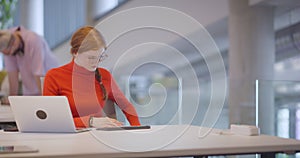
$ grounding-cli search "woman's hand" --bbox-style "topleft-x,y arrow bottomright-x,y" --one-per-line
89,117 -> 123,128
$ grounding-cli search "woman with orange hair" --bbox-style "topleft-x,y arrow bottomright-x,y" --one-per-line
43,26 -> 141,128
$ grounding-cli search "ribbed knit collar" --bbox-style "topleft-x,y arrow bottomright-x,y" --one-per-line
67,59 -> 95,76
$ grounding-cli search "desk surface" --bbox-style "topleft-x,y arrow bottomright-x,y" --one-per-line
0,125 -> 300,158
0,105 -> 14,122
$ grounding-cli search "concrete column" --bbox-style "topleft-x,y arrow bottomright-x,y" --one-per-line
86,0 -> 118,25
228,0 -> 275,135
19,0 -> 44,36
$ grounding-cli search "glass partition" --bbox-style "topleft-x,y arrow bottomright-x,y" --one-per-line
256,80 -> 300,139
116,75 -> 182,126
256,80 -> 300,158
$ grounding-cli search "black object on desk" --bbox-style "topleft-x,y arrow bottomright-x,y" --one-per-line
96,125 -> 151,131
3,126 -> 18,132
0,122 -> 17,131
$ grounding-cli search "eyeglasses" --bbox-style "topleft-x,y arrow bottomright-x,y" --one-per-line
99,52 -> 108,61
84,50 -> 108,62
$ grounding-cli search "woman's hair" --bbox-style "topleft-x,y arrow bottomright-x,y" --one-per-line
71,26 -> 107,100
95,68 -> 107,100
70,26 -> 106,55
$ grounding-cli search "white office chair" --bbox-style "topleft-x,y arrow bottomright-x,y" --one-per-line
40,76 -> 45,93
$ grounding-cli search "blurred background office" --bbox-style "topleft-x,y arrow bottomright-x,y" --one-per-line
1,0 -> 300,144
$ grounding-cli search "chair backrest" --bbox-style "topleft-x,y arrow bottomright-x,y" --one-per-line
102,99 -> 116,119
40,76 -> 45,93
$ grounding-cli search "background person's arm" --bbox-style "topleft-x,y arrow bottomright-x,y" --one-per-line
8,71 -> 19,95
1,71 -> 19,105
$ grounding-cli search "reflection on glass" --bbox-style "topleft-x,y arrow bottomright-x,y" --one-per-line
277,108 -> 289,138
127,76 -> 180,125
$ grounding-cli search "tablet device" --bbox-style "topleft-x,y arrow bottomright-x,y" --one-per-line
96,125 -> 151,131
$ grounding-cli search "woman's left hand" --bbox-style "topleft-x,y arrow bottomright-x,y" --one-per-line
90,117 -> 123,128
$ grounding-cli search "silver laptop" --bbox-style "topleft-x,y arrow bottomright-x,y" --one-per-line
8,96 -> 89,133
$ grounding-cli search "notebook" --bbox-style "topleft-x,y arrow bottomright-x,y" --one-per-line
8,96 -> 90,133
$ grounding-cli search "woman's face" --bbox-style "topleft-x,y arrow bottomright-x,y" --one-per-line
74,47 -> 106,71
2,33 -> 20,56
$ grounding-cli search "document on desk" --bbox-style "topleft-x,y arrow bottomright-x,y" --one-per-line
0,145 -> 38,154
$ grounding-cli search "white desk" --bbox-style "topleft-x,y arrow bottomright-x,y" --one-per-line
0,105 -> 14,123
0,125 -> 300,158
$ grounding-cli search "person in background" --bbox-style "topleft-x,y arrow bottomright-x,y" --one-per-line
0,26 -> 58,104
43,26 -> 141,128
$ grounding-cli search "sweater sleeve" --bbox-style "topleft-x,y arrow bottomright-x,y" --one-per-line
43,69 -> 59,96
73,116 -> 91,128
105,71 -> 141,126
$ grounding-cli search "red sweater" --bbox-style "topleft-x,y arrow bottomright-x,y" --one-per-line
43,60 -> 140,127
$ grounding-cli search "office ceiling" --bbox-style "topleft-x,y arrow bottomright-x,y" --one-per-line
53,0 -> 300,79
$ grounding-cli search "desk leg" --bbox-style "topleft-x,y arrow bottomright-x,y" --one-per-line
261,152 -> 275,158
